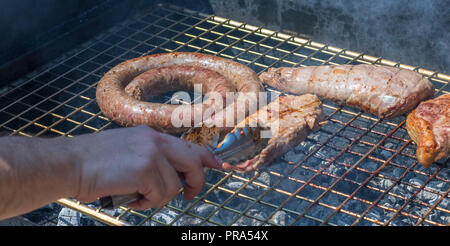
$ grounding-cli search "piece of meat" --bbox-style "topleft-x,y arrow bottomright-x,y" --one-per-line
96,52 -> 264,133
406,94 -> 450,167
260,64 -> 434,118
124,65 -> 236,102
184,94 -> 324,172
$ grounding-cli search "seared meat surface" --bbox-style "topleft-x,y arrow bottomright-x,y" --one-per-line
184,94 -> 324,172
260,64 -> 434,118
231,94 -> 324,172
406,94 -> 450,167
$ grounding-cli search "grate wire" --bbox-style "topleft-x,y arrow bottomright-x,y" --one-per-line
0,3 -> 448,226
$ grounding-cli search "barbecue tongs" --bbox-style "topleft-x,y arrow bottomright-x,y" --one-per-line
99,125 -> 265,209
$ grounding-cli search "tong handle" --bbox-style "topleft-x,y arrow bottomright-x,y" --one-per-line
99,193 -> 142,209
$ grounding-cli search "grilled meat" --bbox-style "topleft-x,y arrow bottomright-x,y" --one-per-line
184,94 -> 324,172
96,52 -> 264,133
260,64 -> 434,118
406,94 -> 450,167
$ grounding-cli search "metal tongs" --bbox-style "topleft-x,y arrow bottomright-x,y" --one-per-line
99,125 -> 264,209
209,125 -> 265,164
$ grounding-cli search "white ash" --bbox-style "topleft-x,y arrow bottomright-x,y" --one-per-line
193,203 -> 216,218
427,181 -> 447,193
376,178 -> 394,190
232,209 -> 265,226
57,208 -> 81,226
438,198 -> 449,210
380,143 -> 395,159
57,205 -> 108,226
225,181 -> 247,191
152,208 -> 179,225
417,190 -> 439,204
407,177 -> 424,190
255,172 -> 272,186
46,121 -> 448,226
268,210 -> 294,225
173,215 -> 204,226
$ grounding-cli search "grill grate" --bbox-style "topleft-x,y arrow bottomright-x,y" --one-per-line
1,4 -> 448,226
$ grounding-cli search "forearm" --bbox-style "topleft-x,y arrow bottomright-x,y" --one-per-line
0,136 -> 79,220
0,126 -> 221,219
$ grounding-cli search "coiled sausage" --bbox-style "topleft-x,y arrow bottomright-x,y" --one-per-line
96,52 -> 264,133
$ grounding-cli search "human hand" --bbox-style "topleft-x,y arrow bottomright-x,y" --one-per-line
70,125 -> 221,210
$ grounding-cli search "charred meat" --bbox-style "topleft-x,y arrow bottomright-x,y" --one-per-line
184,94 -> 324,172
406,94 -> 450,167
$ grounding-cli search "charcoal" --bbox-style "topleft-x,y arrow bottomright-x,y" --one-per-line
437,198 -> 449,210
268,211 -> 294,226
151,208 -> 179,225
173,215 -> 203,226
379,179 -> 395,190
7,3 -> 448,227
407,178 -> 424,192
193,203 -> 216,218
57,208 -> 81,226
283,150 -> 305,163
225,181 -> 245,191
334,214 -> 355,226
233,209 -> 265,226
359,159 -> 379,172
427,181 -> 447,193
417,190 -> 438,204
380,143 -> 395,159
209,208 -> 237,225
255,172 -> 272,186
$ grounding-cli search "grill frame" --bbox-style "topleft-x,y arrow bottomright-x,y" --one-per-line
0,3 -> 448,226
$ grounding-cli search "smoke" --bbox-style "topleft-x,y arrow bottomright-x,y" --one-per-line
209,0 -> 450,73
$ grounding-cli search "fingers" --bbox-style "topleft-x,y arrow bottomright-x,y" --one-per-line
165,143 -> 204,200
128,155 -> 182,210
129,126 -> 221,206
158,131 -> 221,169
156,133 -> 220,200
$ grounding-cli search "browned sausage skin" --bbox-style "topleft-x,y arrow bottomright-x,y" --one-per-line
260,64 -> 435,118
96,52 -> 264,133
124,65 -> 236,102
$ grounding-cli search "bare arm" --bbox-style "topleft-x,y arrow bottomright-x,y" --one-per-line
0,135 -> 78,220
0,126 -> 220,220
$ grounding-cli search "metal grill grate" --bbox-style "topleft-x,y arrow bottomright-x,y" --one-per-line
1,4 -> 448,226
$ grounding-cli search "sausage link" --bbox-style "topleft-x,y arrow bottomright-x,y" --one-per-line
96,52 -> 264,133
260,64 -> 435,118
